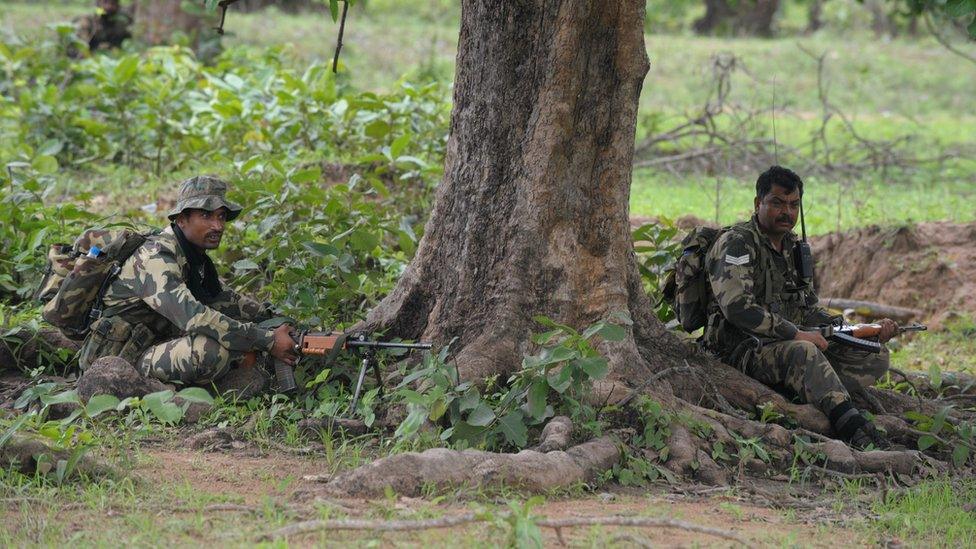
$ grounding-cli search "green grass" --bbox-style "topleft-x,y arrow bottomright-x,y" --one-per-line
889,316 -> 976,375
870,479 -> 976,546
631,171 -> 976,236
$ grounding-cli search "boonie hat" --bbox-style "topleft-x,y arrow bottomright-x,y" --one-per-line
167,175 -> 243,221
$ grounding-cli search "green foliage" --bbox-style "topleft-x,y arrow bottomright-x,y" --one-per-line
393,314 -> 630,451
872,479 -> 976,546
632,219 -> 681,322
2,35 -> 448,180
1,382 -> 216,484
730,431 -> 770,463
608,396 -> 679,486
904,406 -> 974,467
1,31 -> 449,331
899,0 -> 976,36
0,164 -> 97,302
218,159 -> 417,327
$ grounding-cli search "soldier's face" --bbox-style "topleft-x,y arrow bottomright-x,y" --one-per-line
176,208 -> 228,250
754,184 -> 801,237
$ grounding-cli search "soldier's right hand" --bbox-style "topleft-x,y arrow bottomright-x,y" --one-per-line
794,330 -> 829,351
270,323 -> 298,365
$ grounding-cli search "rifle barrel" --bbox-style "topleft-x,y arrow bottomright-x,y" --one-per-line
346,340 -> 432,350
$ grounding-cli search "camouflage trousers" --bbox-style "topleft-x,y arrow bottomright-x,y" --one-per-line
137,334 -> 241,385
745,340 -> 889,414
135,292 -> 265,385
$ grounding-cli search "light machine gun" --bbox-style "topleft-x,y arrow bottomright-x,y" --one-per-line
265,328 -> 431,413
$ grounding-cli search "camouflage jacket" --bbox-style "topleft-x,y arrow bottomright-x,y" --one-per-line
95,226 -> 275,356
703,216 -> 833,358
75,11 -> 132,51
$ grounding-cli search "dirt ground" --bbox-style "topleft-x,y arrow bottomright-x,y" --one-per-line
127,442 -> 867,547
812,221 -> 976,327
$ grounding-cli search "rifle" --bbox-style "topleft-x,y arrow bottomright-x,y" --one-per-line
267,329 -> 431,412
815,322 -> 927,353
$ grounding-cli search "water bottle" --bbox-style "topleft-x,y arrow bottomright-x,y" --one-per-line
86,246 -> 102,258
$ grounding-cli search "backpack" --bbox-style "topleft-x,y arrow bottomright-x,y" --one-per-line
661,226 -> 728,333
37,228 -> 151,341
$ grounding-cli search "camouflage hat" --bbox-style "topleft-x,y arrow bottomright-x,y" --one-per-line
167,175 -> 243,221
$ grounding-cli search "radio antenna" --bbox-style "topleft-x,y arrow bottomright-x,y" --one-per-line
771,75 -> 779,165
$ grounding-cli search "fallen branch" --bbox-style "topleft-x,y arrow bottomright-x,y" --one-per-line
818,298 -> 921,323
261,512 -> 754,547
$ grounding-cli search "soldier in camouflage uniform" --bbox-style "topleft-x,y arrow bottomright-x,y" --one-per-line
73,0 -> 132,54
77,176 -> 297,386
704,166 -> 899,449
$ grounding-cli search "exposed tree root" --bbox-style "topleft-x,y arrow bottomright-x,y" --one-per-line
0,432 -> 116,478
528,415 -> 572,452
304,436 -> 620,499
261,512 -> 753,547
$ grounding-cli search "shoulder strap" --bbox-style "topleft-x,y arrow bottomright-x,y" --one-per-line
89,231 -> 153,322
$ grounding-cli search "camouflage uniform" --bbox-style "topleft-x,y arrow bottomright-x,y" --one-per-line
704,215 -> 889,414
77,177 -> 274,385
74,9 -> 133,52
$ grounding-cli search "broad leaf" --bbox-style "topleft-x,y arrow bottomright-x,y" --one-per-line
467,403 -> 496,427
526,379 -> 548,421
143,391 -> 183,424
595,323 -> 627,342
176,387 -> 214,405
85,394 -> 120,418
951,444 -> 970,467
575,356 -> 609,380
917,434 -> 937,451
497,411 -> 528,447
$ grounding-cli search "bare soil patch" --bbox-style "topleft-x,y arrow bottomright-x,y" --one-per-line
812,222 -> 976,327
139,446 -> 323,504
130,444 -> 862,546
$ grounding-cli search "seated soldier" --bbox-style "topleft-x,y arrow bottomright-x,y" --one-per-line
73,0 -> 133,53
78,175 -> 297,389
704,166 -> 898,449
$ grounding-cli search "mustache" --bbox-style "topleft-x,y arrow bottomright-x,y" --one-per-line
776,216 -> 793,223
205,231 -> 223,238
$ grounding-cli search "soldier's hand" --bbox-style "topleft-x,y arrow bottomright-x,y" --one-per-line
794,330 -> 829,351
877,318 -> 899,343
270,323 -> 298,365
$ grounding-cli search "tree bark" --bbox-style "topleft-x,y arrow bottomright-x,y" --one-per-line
693,0 -> 780,37
133,0 -> 213,47
364,0 -> 685,386
806,0 -> 825,34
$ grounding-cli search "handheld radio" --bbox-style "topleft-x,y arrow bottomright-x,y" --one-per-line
794,200 -> 815,282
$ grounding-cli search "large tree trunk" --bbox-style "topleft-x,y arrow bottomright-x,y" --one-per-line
693,0 -> 780,37
806,0 -> 826,34
322,0 -> 959,492
133,0 -> 213,47
364,0 -> 681,388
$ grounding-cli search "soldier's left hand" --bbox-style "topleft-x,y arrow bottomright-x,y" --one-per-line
878,318 -> 898,343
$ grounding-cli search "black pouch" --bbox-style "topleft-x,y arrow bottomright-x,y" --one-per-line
79,316 -> 133,369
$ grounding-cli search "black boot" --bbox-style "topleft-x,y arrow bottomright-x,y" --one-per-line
828,401 -> 889,450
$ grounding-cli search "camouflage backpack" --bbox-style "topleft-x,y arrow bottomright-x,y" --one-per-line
661,226 -> 729,332
37,228 -> 150,340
